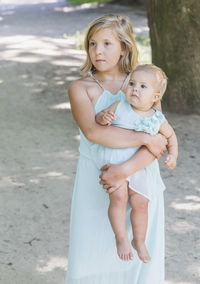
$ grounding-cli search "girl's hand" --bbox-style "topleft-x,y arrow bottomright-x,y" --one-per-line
145,133 -> 168,158
99,163 -> 127,194
165,154 -> 177,170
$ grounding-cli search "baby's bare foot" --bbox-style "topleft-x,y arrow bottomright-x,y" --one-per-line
131,239 -> 151,263
116,236 -> 133,261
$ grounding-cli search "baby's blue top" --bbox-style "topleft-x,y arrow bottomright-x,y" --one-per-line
78,72 -> 165,159
112,94 -> 166,135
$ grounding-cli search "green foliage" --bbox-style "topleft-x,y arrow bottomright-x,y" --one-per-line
64,31 -> 85,49
66,0 -> 112,5
135,35 -> 150,46
135,35 -> 151,64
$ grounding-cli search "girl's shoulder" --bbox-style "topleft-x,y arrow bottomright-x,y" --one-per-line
69,75 -> 102,92
68,76 -> 103,102
69,76 -> 95,87
68,76 -> 94,90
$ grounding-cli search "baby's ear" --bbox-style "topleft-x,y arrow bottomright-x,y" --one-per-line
152,92 -> 161,102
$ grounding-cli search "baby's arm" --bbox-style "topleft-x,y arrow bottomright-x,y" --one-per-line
159,120 -> 178,169
95,101 -> 119,126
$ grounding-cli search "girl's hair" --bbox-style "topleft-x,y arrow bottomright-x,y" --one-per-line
80,14 -> 138,75
133,64 -> 168,97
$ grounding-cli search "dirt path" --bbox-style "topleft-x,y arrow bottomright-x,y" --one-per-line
0,1 -> 199,283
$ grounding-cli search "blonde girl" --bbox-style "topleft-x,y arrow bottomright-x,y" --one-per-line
66,14 -> 167,284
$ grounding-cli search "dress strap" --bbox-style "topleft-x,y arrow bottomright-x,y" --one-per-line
120,73 -> 130,90
88,71 -> 130,92
88,72 -> 105,91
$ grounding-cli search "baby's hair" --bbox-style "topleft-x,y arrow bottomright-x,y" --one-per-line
80,14 -> 138,75
133,64 -> 168,97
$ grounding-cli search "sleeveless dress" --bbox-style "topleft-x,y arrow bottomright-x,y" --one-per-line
90,94 -> 166,200
65,76 -> 165,284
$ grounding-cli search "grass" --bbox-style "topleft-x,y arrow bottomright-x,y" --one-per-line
64,31 -> 151,64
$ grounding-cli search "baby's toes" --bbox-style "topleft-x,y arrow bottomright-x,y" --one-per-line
129,252 -> 134,260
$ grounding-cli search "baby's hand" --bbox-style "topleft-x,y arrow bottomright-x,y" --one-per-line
99,110 -> 116,125
164,154 -> 177,170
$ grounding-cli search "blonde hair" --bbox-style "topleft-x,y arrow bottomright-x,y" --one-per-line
133,64 -> 168,97
80,14 -> 138,75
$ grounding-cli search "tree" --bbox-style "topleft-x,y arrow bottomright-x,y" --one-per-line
146,0 -> 200,113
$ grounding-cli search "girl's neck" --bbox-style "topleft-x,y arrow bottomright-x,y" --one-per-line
94,70 -> 126,82
93,70 -> 128,95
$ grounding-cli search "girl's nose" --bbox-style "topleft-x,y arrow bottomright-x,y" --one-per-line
95,44 -> 103,55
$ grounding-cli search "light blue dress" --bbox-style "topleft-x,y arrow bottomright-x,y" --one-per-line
91,94 -> 166,200
66,84 -> 165,284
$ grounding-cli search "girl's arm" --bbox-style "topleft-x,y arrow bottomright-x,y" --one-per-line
100,146 -> 156,193
68,80 -> 167,156
159,120 -> 178,169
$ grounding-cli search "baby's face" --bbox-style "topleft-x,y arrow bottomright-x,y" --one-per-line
125,70 -> 160,110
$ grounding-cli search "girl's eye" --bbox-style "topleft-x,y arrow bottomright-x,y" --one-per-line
89,42 -> 95,47
105,42 -> 111,46
129,81 -> 134,86
141,84 -> 146,88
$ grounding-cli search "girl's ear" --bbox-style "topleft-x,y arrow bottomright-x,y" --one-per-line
120,43 -> 126,56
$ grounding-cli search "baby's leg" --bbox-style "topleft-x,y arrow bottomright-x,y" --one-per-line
128,189 -> 151,263
108,181 -> 133,261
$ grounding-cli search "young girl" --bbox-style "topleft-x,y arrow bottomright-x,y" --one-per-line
93,64 -> 178,264
66,14 -> 168,284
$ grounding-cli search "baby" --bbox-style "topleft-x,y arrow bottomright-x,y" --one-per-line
94,64 -> 178,263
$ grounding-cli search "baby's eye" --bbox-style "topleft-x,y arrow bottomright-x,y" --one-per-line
129,81 -> 134,86
141,84 -> 146,88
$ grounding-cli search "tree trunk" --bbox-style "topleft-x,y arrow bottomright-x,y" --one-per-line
146,0 -> 200,113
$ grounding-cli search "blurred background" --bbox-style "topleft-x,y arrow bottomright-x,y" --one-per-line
0,0 -> 199,283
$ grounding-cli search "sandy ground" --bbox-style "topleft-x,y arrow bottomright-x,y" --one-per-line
0,1 -> 200,283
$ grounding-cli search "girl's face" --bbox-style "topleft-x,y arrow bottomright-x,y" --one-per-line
88,28 -> 124,73
125,70 -> 160,111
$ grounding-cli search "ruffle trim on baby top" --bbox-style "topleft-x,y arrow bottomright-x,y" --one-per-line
131,110 -> 166,136
112,95 -> 166,136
